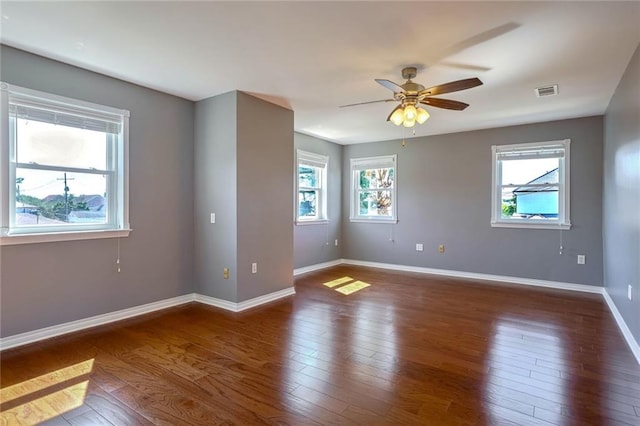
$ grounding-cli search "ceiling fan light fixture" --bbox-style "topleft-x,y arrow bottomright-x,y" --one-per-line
416,107 -> 429,124
403,104 -> 417,121
390,108 -> 404,126
344,68 -> 483,130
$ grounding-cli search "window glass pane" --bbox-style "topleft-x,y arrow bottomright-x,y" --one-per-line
501,158 -> 559,185
15,118 -> 108,170
358,168 -> 394,189
299,166 -> 318,188
298,190 -> 317,217
501,187 -> 559,219
359,190 -> 392,217
15,168 -> 108,226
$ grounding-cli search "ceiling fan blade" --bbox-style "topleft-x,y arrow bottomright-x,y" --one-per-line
420,78 -> 483,97
339,99 -> 395,108
386,105 -> 402,122
421,98 -> 469,111
375,79 -> 404,93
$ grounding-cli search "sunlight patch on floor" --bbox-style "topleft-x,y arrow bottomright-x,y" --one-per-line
322,276 -> 371,295
334,280 -> 370,295
0,359 -> 94,424
323,276 -> 354,288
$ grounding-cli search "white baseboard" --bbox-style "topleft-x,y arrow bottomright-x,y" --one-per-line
1,286 -> 297,351
194,294 -> 238,312
196,287 -> 296,312
294,259 -> 343,276
0,294 -> 197,351
341,259 -> 603,294
602,289 -> 640,365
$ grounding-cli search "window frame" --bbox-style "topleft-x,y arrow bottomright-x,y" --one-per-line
0,82 -> 131,245
350,154 -> 398,223
295,150 -> 329,225
491,139 -> 571,230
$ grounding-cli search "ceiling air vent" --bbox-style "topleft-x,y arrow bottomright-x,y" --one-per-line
535,84 -> 559,97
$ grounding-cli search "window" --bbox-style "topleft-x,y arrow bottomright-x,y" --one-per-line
296,150 -> 328,224
1,82 -> 130,244
350,154 -> 397,223
491,139 -> 570,229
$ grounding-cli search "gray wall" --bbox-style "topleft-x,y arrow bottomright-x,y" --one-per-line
194,91 -> 294,303
236,92 -> 293,301
0,46 -> 195,337
342,116 -> 604,286
603,43 -> 640,343
1,45 -> 628,342
293,132 -> 342,269
194,92 -> 238,302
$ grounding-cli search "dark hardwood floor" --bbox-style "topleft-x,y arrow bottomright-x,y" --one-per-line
1,265 -> 639,425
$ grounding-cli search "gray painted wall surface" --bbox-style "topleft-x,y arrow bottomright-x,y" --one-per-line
604,43 -> 640,343
0,46 -> 195,337
194,92 -> 238,302
293,133 -> 342,269
342,116 -> 604,286
236,92 -> 294,301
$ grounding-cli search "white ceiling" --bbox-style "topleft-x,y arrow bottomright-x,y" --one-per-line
1,1 -> 639,144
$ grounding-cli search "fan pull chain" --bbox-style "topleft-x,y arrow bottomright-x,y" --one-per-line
116,237 -> 121,272
559,228 -> 564,255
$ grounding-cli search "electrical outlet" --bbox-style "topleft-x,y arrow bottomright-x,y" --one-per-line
438,244 -> 445,254
335,239 -> 339,247
416,243 -> 423,252
629,285 -> 633,301
251,263 -> 257,274
223,267 -> 229,279
577,255 -> 586,265
210,213 -> 216,223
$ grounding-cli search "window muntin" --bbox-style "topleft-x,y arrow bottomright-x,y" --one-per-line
350,155 -> 397,223
296,150 -> 328,223
1,82 -> 130,241
491,140 -> 570,229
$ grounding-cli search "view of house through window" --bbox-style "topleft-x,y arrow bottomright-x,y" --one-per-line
492,140 -> 570,229
350,155 -> 397,222
2,82 -> 130,239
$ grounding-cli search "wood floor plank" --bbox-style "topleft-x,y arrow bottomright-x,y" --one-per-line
2,265 -> 639,425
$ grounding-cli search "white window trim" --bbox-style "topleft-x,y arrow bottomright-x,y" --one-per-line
295,150 -> 328,225
0,82 -> 131,245
350,154 -> 398,224
491,139 -> 571,230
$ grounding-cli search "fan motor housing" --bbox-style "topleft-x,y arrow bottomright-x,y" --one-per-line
401,82 -> 425,93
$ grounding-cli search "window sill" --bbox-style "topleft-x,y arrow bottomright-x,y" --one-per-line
491,221 -> 571,230
1,228 -> 132,246
295,219 -> 329,226
350,218 -> 398,224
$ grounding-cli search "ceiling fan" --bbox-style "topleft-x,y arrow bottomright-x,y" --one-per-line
341,67 -> 483,127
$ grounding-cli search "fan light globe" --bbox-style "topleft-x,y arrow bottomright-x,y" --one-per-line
403,117 -> 416,128
416,107 -> 430,124
403,104 -> 417,121
390,108 -> 404,126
